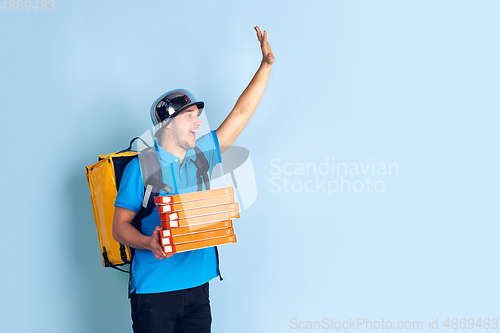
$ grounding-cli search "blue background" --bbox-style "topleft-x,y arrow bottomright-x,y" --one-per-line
1,0 -> 499,332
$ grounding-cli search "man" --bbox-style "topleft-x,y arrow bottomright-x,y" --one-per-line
112,26 -> 274,333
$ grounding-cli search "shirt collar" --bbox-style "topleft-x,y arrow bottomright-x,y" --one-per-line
154,139 -> 177,164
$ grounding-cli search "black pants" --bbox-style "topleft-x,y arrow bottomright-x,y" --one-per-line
130,282 -> 211,333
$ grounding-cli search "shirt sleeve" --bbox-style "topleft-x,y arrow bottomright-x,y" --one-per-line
195,130 -> 222,169
114,157 -> 144,213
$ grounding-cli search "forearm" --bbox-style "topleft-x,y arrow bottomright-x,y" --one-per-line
232,61 -> 272,119
113,222 -> 151,250
113,207 -> 167,258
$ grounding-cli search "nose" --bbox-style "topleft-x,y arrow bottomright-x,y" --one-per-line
194,115 -> 202,126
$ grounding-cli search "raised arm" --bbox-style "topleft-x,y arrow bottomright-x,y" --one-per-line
216,26 -> 275,153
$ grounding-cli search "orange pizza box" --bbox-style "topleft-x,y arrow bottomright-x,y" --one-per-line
163,235 -> 237,254
157,195 -> 234,214
161,211 -> 239,228
161,220 -> 233,237
160,227 -> 234,246
161,203 -> 239,221
155,187 -> 234,204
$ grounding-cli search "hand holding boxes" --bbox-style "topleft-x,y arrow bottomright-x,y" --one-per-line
155,187 -> 239,254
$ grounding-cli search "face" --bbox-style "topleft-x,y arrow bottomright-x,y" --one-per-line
167,105 -> 202,150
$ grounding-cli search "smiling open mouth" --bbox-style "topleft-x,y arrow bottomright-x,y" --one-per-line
189,129 -> 197,140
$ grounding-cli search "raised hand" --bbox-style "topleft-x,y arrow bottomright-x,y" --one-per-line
255,26 -> 275,65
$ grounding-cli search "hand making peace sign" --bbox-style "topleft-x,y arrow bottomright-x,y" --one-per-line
255,26 -> 275,65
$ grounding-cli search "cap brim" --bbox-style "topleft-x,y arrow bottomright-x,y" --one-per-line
175,101 -> 204,116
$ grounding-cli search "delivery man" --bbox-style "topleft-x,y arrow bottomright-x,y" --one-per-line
112,26 -> 274,333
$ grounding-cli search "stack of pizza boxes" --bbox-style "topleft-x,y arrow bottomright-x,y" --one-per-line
154,187 -> 239,254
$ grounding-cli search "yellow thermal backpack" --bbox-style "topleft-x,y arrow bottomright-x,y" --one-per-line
85,137 -> 211,271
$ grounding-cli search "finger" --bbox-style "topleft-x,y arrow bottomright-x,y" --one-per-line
154,243 -> 166,254
155,249 -> 166,259
267,42 -> 273,53
152,226 -> 160,236
263,31 -> 273,55
264,38 -> 273,57
255,26 -> 262,42
154,226 -> 163,239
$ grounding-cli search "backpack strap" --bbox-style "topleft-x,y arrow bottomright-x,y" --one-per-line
192,146 -> 211,191
127,149 -> 172,295
118,137 -> 151,154
191,146 -> 223,280
135,150 -> 172,224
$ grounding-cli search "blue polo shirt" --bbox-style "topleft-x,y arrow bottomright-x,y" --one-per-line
115,130 -> 222,294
